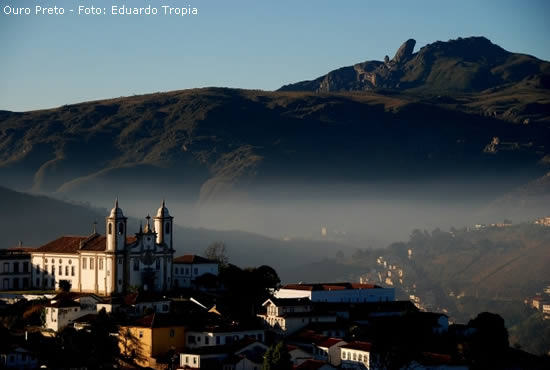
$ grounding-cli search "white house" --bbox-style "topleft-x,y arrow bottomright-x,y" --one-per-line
44,299 -> 85,332
340,342 -> 372,370
173,255 -> 219,289
258,298 -> 336,335
314,338 -> 347,366
287,345 -> 313,366
0,248 -> 33,290
275,283 -> 395,303
179,340 -> 266,369
30,200 -> 175,295
186,326 -> 265,348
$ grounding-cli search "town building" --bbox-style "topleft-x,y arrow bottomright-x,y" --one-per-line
275,283 -> 395,303
186,326 -> 265,348
340,342 -> 372,369
119,313 -> 186,368
0,247 -> 33,290
173,255 -> 219,289
29,200 -> 175,295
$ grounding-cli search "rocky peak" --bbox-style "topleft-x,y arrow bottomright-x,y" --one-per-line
392,39 -> 416,64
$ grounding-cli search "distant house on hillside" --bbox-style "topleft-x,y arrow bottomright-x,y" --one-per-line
173,255 -> 219,289
275,282 -> 395,303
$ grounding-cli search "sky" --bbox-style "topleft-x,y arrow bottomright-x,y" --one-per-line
1,0 -> 549,112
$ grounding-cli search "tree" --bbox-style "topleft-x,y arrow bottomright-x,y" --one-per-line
204,241 -> 229,266
59,280 -> 72,292
262,341 -> 292,370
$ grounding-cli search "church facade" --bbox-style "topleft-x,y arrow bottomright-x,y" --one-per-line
30,200 -> 175,295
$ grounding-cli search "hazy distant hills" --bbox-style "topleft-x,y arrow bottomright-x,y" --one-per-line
0,36 -> 549,229
279,37 -> 550,95
0,186 -> 355,279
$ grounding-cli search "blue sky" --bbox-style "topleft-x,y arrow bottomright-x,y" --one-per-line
1,0 -> 549,111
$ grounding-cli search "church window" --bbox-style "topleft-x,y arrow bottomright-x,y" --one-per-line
90,258 -> 94,270
59,266 -> 62,275
118,222 -> 124,234
51,259 -> 54,264
133,259 -> 139,271
165,222 -> 170,234
108,223 -> 112,235
68,260 -> 72,265
82,259 -> 87,269
65,266 -> 69,275
36,278 -> 40,287
99,258 -> 104,270
59,259 -> 62,264
71,266 -> 75,276
156,258 -> 160,269
23,262 -> 29,273
51,266 -> 55,275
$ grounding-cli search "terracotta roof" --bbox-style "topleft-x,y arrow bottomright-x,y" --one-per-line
174,255 -> 216,264
316,338 -> 345,348
35,234 -> 107,253
7,246 -> 36,252
281,282 -> 380,291
341,341 -> 372,352
128,313 -> 186,328
126,236 -> 138,244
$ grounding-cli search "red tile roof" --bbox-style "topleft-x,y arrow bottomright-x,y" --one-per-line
341,341 -> 372,352
173,255 -> 216,264
35,234 -> 107,253
316,338 -> 345,348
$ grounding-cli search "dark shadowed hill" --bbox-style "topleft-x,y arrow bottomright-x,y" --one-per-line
279,37 -> 550,95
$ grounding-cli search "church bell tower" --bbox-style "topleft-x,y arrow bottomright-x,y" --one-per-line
154,200 -> 173,248
106,199 -> 127,252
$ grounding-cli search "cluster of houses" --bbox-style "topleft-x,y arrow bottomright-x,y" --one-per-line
526,285 -> 550,320
1,201 -> 535,369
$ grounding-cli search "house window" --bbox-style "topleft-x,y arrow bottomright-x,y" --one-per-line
51,266 -> 55,275
170,329 -> 175,337
59,259 -> 62,264
71,266 -> 75,276
36,265 -> 40,273
82,258 -> 87,269
3,262 -> 8,273
139,331 -> 143,338
51,258 -> 55,264
59,266 -> 62,275
205,336 -> 209,345
343,351 -> 347,360
65,266 -> 69,275
90,258 -> 94,270
13,278 -> 19,289
99,258 -> 104,270
68,260 -> 72,265
133,259 -> 139,271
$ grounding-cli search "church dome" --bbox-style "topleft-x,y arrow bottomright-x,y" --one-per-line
109,199 -> 125,218
156,200 -> 170,218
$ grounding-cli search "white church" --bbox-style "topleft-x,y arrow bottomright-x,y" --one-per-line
30,200 -> 175,295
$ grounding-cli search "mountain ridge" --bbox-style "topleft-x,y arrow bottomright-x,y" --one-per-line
278,36 -> 550,94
